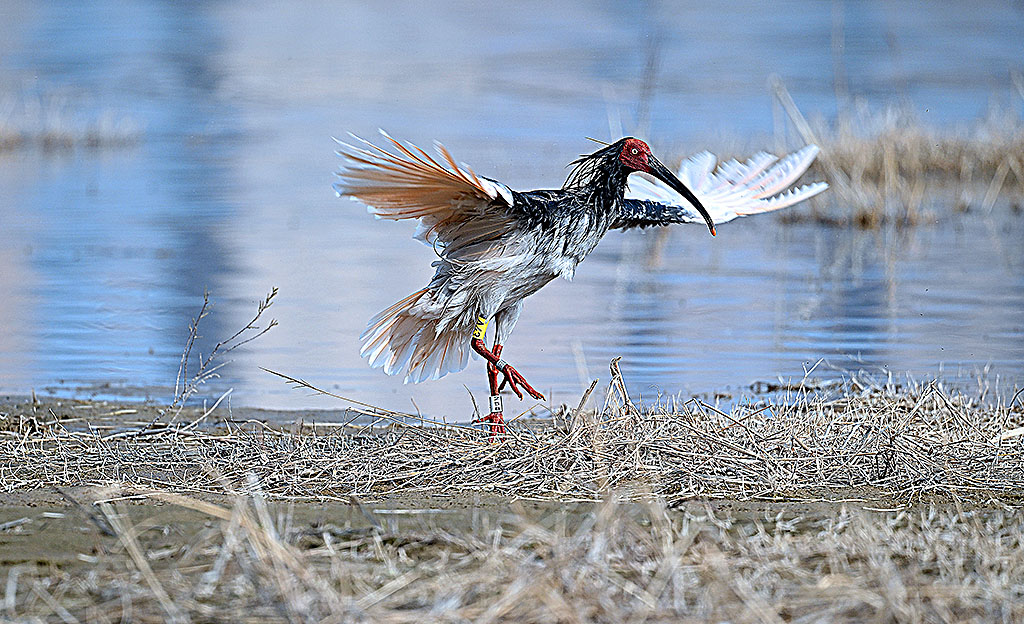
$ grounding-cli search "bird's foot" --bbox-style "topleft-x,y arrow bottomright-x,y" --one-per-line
475,411 -> 506,436
495,360 -> 545,401
473,394 -> 506,437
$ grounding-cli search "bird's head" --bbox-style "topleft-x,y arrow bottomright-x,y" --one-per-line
616,138 -> 716,236
567,137 -> 716,236
617,137 -> 654,172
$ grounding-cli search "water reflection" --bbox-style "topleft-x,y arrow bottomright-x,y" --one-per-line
0,2 -> 243,393
0,1 -> 1022,418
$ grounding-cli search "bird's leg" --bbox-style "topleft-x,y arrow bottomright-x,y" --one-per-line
482,343 -> 505,435
491,343 -> 545,400
470,317 -> 545,404
470,315 -> 505,435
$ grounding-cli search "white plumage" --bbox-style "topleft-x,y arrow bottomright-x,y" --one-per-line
335,132 -> 828,391
626,145 -> 828,224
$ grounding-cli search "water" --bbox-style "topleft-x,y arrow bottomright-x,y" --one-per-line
1,1 -> 1022,418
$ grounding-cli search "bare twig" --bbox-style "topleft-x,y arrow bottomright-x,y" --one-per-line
169,288 -> 278,418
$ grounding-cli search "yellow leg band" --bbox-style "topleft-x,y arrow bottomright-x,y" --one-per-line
472,315 -> 489,340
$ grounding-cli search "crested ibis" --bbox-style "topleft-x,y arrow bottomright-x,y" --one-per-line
334,132 -> 828,433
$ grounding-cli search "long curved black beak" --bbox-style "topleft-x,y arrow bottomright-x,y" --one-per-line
648,155 -> 716,236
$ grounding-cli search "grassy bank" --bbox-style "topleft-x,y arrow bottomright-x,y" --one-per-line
2,492 -> 1022,622
2,371 -> 1023,621
3,372 -> 1021,505
703,76 -> 1024,228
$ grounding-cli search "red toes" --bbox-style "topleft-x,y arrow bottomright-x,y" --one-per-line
506,365 -> 544,401
496,364 -> 543,401
474,412 -> 506,436
498,368 -> 523,399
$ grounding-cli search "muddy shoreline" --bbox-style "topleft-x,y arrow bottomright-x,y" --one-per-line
3,391 -> 1023,621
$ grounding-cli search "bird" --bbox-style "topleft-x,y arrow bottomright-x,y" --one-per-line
334,131 -> 828,433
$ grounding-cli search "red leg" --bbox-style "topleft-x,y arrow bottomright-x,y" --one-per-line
469,313 -> 543,437
480,344 -> 505,435
471,339 -> 544,437
471,338 -> 545,402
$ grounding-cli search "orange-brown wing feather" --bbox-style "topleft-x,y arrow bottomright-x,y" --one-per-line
334,132 -> 514,236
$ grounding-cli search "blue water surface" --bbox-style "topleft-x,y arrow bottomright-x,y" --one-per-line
0,1 -> 1022,418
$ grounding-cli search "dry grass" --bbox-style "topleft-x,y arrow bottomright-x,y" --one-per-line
2,301 -> 1022,620
0,91 -> 141,152
2,366 -> 1022,621
2,366 -> 1022,506
769,76 -> 1024,227
3,488 -> 1023,622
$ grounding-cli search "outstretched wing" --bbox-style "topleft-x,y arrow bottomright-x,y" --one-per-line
617,145 -> 828,229
334,131 -> 517,249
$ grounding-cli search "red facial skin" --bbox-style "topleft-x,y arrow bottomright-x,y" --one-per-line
617,138 -> 717,236
618,138 -> 652,172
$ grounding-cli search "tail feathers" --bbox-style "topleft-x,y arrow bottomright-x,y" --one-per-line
359,289 -> 471,383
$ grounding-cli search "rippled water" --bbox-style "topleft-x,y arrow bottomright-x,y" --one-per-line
1,1 -> 1022,418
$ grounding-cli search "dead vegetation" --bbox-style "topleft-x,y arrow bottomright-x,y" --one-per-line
2,485 -> 1023,622
0,90 -> 141,152
168,287 -> 279,421
2,338 -> 1022,620
2,364 -> 1021,506
769,74 -> 1024,227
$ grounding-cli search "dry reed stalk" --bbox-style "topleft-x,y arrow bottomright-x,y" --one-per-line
168,288 -> 278,422
3,490 -> 1023,622
0,91 -> 141,152
767,76 -> 1024,228
2,368 -> 1021,507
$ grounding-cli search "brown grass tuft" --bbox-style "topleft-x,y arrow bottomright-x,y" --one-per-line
2,364 -> 1022,621
0,90 -> 142,153
769,76 -> 1024,227
2,489 -> 1023,622
3,368 -> 1021,506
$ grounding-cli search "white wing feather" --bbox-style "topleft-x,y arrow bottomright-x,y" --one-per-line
626,145 -> 828,225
